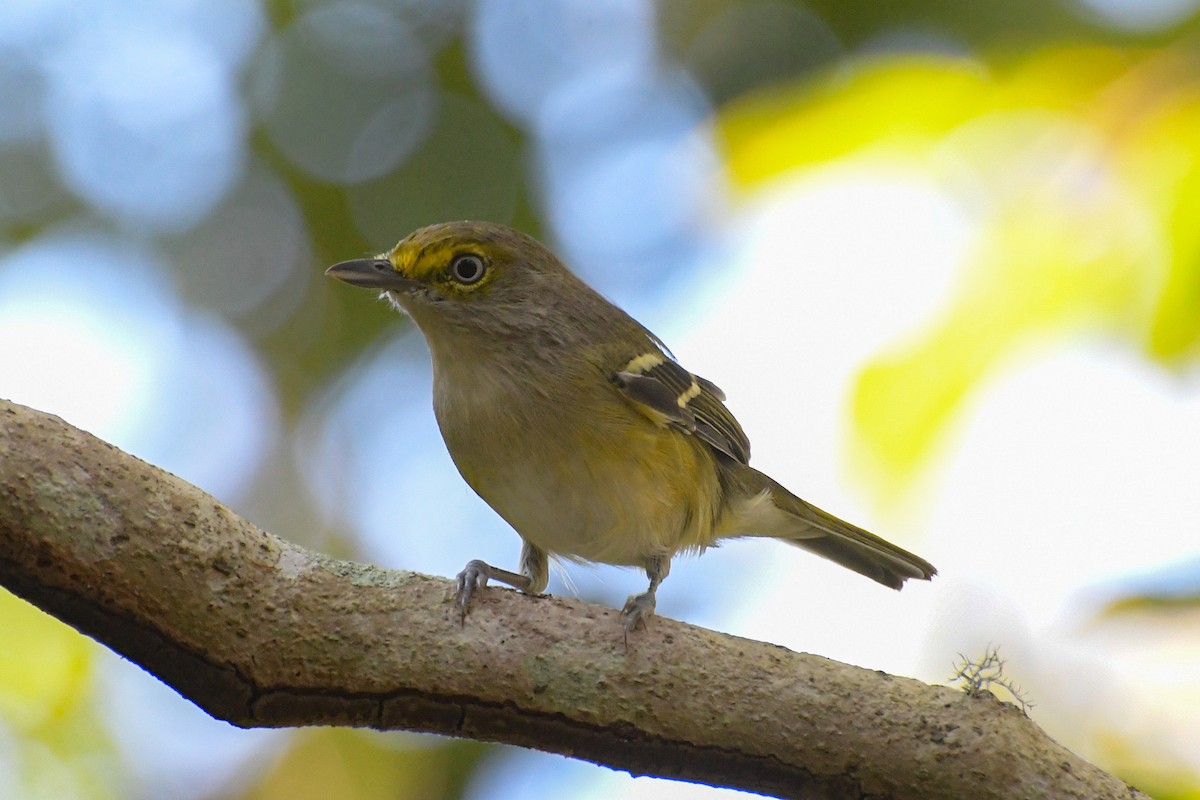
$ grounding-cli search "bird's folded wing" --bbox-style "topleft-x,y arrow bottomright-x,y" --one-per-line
611,350 -> 750,464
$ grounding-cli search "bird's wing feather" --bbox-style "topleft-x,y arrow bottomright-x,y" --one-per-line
610,349 -> 750,464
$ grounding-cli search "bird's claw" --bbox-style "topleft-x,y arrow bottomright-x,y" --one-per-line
620,591 -> 656,644
455,559 -> 491,625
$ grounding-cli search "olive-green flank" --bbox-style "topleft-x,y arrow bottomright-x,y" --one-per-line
327,221 -> 936,633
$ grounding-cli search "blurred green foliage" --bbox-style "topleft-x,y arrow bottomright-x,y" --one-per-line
234,730 -> 487,800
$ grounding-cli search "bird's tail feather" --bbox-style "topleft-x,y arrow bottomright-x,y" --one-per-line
721,463 -> 937,590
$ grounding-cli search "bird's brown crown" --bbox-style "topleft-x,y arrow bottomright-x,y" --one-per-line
381,221 -> 562,301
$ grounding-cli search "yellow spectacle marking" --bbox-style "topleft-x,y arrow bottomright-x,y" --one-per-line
677,380 -> 701,408
623,352 -> 664,374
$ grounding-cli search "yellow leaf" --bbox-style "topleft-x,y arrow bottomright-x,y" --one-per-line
0,590 -> 94,731
716,46 -> 1200,491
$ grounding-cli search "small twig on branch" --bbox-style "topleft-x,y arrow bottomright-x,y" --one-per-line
950,645 -> 1033,713
0,399 -> 1147,800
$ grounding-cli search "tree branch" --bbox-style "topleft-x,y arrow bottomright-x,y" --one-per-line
0,399 -> 1145,800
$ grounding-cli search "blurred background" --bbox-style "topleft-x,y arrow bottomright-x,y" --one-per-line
2,0 -> 1199,797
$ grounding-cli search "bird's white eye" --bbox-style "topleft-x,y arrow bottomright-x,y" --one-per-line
450,254 -> 486,285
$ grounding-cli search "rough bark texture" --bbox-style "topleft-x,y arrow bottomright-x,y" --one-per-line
0,399 -> 1147,800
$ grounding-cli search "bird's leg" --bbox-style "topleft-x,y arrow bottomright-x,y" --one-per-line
621,556 -> 670,635
455,540 -> 549,623
519,540 -> 550,594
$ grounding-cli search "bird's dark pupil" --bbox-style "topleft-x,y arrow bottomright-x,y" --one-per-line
455,257 -> 482,282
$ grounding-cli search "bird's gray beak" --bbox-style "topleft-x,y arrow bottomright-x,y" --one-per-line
325,258 -> 419,291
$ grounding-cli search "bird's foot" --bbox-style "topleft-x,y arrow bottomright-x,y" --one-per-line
454,559 -> 534,624
620,590 -> 656,642
454,559 -> 492,625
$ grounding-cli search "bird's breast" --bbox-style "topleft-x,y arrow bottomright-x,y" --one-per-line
431,358 -> 722,566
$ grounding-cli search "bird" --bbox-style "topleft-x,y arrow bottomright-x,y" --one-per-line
326,221 -> 936,632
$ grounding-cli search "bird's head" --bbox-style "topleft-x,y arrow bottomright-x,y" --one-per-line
329,220 -> 568,303
326,221 -> 617,360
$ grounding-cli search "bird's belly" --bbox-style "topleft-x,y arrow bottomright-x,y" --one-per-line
442,406 -> 721,566
483,478 -> 663,565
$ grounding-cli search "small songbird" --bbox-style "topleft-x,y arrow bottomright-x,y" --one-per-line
327,221 -> 936,632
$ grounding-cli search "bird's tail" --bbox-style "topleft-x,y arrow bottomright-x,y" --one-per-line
720,463 -> 936,589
